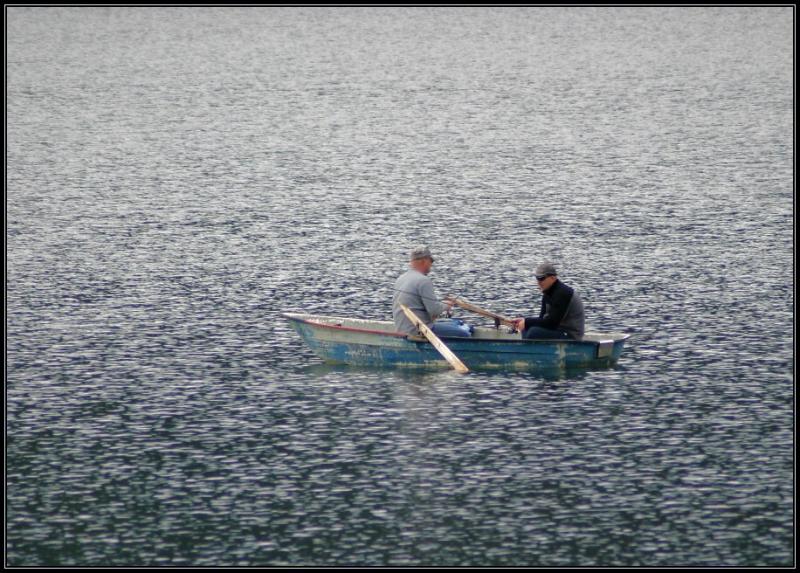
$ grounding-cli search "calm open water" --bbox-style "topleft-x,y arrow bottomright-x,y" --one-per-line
6,6 -> 794,566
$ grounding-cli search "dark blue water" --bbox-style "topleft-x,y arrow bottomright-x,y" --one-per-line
6,6 -> 794,566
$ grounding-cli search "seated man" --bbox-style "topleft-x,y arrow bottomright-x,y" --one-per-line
512,262 -> 585,340
393,246 -> 469,337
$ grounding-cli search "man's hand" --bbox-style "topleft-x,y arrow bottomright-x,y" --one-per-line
513,317 -> 526,331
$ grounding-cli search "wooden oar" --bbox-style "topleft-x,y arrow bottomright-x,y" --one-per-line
445,296 -> 517,329
399,304 -> 469,374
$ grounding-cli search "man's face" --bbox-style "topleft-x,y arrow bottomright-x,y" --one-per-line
411,256 -> 434,274
420,257 -> 434,275
536,274 -> 557,291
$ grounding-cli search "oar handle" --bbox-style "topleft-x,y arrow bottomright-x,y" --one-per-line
445,296 -> 518,329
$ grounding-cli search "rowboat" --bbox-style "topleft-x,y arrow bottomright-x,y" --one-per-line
283,312 -> 630,372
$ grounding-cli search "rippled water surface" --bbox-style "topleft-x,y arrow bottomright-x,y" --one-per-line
6,6 -> 793,566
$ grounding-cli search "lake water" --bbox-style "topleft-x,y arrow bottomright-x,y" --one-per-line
6,6 -> 794,566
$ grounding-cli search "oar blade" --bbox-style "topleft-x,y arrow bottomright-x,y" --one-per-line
399,304 -> 469,373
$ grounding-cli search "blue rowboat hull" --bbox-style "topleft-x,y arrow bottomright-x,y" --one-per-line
284,313 -> 630,372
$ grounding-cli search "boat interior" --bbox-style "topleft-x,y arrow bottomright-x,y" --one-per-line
285,313 -> 629,343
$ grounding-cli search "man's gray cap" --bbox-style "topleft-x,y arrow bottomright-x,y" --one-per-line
535,262 -> 558,277
410,245 -> 435,262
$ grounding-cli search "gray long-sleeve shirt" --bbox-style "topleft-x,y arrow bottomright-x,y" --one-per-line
392,269 -> 448,334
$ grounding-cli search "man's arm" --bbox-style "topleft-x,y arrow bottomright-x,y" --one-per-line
419,278 -> 448,320
514,299 -> 541,331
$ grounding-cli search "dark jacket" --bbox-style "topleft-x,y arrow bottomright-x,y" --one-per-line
524,279 -> 585,339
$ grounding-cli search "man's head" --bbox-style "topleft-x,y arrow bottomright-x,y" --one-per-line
534,261 -> 558,291
409,245 -> 435,275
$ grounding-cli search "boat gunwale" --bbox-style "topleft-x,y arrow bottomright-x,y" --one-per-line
282,312 -> 408,338
282,312 -> 631,345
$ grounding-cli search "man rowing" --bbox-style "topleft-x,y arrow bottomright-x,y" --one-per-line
512,262 -> 585,340
392,246 -> 456,336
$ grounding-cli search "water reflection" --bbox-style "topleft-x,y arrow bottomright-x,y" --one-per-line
297,357 -> 608,383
